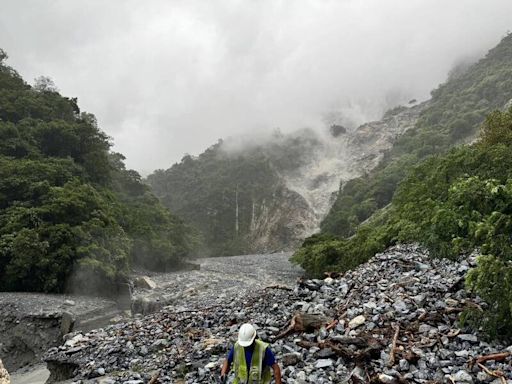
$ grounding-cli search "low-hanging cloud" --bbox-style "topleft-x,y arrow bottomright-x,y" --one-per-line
0,0 -> 511,174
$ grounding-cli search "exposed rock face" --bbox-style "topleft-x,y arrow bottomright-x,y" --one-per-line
280,102 -> 429,240
44,245 -> 512,383
0,359 -> 9,384
346,102 -> 428,174
246,186 -> 318,252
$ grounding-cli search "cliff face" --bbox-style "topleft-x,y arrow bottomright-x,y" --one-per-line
147,104 -> 424,256
282,101 -> 429,227
346,102 -> 428,173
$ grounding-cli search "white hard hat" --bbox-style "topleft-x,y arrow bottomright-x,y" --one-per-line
238,323 -> 257,347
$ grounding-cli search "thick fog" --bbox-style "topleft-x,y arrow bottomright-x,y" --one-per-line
1,0 -> 511,174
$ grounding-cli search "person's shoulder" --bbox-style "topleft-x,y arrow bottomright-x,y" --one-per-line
264,345 -> 275,355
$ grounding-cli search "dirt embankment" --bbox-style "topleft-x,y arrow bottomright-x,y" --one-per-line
0,293 -> 119,372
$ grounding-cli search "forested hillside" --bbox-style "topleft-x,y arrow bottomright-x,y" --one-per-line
147,95 -> 427,257
0,50 -> 198,295
321,33 -> 512,237
147,131 -> 322,256
293,34 -> 512,339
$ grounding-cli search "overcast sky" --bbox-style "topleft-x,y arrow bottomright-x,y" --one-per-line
1,1 -> 511,174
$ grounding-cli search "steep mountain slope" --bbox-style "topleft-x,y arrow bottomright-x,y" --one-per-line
0,50 -> 198,295
147,102 -> 425,256
321,33 -> 512,237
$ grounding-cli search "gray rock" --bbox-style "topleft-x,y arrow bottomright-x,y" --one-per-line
458,334 -> 478,343
315,359 -> 333,368
281,353 -> 302,366
452,370 -> 473,383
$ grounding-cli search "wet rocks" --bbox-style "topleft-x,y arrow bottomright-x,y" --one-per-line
44,245 -> 512,383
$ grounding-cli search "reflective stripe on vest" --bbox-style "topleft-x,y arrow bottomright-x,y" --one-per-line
232,340 -> 272,384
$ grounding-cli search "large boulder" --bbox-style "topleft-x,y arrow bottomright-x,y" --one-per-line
0,358 -> 10,384
134,276 -> 157,290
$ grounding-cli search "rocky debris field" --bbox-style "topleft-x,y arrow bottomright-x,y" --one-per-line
130,253 -> 302,315
45,245 -> 512,383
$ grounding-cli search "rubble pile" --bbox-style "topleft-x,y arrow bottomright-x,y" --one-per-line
45,245 -> 512,383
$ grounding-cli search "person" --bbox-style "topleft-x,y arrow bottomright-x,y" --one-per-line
220,323 -> 282,384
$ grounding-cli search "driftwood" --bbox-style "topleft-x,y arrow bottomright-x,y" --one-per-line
469,351 -> 511,368
274,312 -> 330,340
476,363 -> 507,384
387,324 -> 400,367
325,319 -> 338,331
297,338 -> 383,362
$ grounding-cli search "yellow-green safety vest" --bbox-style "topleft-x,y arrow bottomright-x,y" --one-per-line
232,340 -> 272,384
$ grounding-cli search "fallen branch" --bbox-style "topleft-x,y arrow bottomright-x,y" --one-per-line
274,312 -> 330,340
388,324 -> 400,367
325,319 -> 338,331
469,351 -> 511,368
297,340 -> 353,360
477,363 -> 507,384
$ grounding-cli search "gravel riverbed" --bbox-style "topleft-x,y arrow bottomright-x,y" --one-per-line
45,245 -> 512,383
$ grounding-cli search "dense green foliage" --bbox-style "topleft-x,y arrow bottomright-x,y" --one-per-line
321,34 -> 512,237
147,131 -> 321,256
294,107 -> 512,339
0,50 -> 197,294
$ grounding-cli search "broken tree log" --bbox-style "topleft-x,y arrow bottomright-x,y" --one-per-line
274,312 -> 331,340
